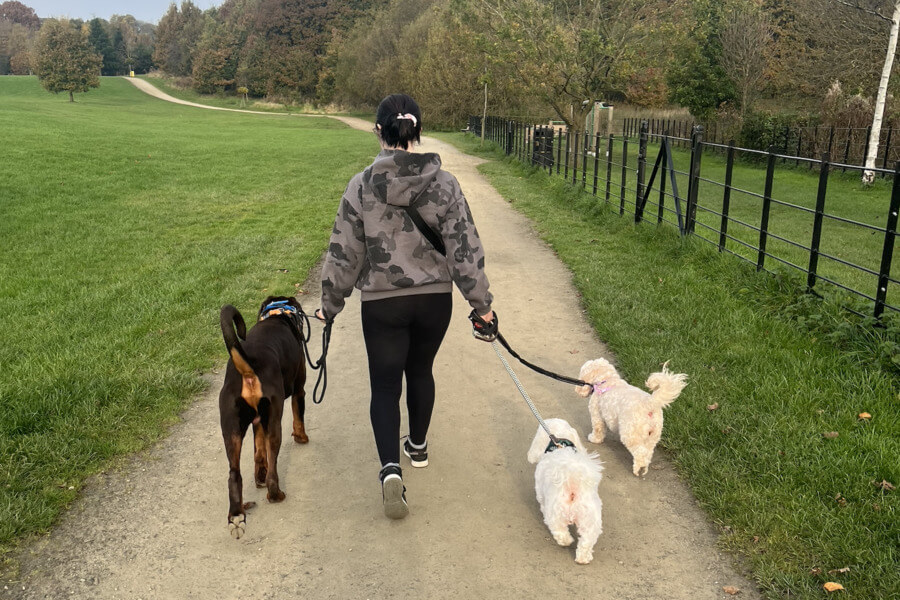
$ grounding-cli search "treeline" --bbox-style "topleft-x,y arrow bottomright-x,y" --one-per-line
4,0 -> 898,130
0,1 -> 154,75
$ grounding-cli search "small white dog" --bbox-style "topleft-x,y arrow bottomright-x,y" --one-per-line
577,358 -> 687,476
526,418 -> 604,564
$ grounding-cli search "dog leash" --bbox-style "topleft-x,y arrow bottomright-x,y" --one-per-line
259,300 -> 331,404
490,339 -> 569,448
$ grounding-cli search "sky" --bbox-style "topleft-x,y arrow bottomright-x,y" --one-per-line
25,1 -> 222,24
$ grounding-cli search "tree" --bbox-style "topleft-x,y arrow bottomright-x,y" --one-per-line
719,2 -> 772,118
87,18 -> 116,75
153,1 -> 205,76
0,1 -> 39,28
666,0 -> 736,120
35,19 -> 102,102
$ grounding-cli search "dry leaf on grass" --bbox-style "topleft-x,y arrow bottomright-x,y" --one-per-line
872,480 -> 895,492
823,582 -> 845,592
809,567 -> 823,575
828,567 -> 850,575
835,493 -> 847,507
707,403 -> 719,411
858,412 -> 872,420
722,585 -> 740,595
822,431 -> 839,439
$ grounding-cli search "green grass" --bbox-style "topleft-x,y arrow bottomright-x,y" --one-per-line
0,76 -> 376,556
433,132 -> 899,600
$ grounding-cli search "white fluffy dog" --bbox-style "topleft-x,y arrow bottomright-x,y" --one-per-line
526,418 -> 604,564
577,358 -> 687,476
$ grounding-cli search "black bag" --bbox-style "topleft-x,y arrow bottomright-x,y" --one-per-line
401,180 -> 446,256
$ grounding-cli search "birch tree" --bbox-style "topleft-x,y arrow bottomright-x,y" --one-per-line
862,0 -> 900,184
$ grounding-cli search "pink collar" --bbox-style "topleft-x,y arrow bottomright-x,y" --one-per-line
593,380 -> 616,395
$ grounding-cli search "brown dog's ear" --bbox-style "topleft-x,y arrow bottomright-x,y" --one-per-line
576,383 -> 593,398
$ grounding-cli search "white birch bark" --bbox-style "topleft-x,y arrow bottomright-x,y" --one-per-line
863,0 -> 900,184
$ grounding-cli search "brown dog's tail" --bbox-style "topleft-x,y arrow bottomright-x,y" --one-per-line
220,305 -> 247,353
220,305 -> 262,409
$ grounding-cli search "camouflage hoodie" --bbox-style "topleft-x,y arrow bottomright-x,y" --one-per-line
320,149 -> 492,318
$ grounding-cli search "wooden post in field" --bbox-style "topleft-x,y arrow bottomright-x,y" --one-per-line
481,81 -> 487,147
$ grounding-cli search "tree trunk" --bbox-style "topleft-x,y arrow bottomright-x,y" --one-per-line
480,81 -> 487,147
863,0 -> 900,184
69,91 -> 74,102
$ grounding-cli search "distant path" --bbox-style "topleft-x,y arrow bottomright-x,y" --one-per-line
5,82 -> 762,600
123,76 -> 309,116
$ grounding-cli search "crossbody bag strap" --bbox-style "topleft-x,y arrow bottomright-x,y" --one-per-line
401,178 -> 446,256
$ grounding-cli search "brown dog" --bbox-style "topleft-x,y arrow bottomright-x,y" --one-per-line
219,296 -> 308,539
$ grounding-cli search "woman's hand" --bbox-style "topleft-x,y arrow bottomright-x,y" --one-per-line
314,308 -> 327,322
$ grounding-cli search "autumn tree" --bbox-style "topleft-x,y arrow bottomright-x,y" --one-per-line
0,0 -> 38,74
110,14 -> 157,73
0,1 -> 39,28
463,0 -> 670,129
35,19 -> 102,102
153,1 -> 206,76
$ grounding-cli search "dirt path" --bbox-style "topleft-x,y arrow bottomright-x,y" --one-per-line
4,93 -> 761,599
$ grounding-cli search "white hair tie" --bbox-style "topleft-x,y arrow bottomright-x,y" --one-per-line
397,113 -> 418,126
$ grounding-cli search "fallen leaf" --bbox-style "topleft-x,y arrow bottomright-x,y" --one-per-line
835,493 -> 847,507
828,567 -> 850,575
873,480 -> 895,492
722,586 -> 740,595
823,582 -> 844,592
809,568 -> 823,575
277,268 -> 289,273
858,412 -> 872,420
822,431 -> 839,439
568,349 -> 580,354
752,536 -> 760,543
707,403 -> 719,411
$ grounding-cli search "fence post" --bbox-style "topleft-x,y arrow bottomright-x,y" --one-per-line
564,128 -> 571,180
636,121 -> 649,222
796,129 -> 803,166
605,135 -> 614,204
757,147 -> 777,272
718,141 -> 736,252
572,131 -> 579,185
582,132 -> 589,188
807,153 -> 831,292
658,136 -> 668,224
620,137 -> 628,215
592,133 -> 600,196
810,125 -> 818,170
874,161 -> 900,318
685,125 -> 705,234
506,121 -> 513,155
842,129 -> 851,172
827,125 -> 835,159
556,128 -> 562,175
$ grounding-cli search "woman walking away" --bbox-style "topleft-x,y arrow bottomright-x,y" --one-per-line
315,94 -> 495,519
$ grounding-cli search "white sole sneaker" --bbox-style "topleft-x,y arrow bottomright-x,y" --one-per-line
382,474 -> 409,519
403,443 -> 429,468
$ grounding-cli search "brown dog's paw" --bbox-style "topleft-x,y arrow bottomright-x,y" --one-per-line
267,490 -> 286,503
292,432 -> 309,444
228,514 -> 246,539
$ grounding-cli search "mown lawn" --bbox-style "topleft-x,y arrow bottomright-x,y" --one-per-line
0,76 -> 375,555
434,131 -> 899,600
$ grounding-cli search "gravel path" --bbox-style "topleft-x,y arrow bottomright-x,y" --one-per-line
3,85 -> 761,600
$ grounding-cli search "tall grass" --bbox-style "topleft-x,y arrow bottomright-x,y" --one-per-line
434,131 -> 900,600
0,76 -> 375,552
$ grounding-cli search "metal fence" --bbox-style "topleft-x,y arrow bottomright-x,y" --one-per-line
469,115 -> 900,319
622,117 -> 900,173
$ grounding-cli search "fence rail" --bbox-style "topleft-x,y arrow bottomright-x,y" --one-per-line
622,117 -> 899,174
468,115 -> 900,319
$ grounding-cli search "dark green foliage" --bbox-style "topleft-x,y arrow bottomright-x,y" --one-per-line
35,19 -> 102,101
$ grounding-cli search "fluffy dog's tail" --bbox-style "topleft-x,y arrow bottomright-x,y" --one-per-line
645,361 -> 687,409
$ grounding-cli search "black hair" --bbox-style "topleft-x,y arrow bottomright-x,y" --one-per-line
375,93 -> 422,150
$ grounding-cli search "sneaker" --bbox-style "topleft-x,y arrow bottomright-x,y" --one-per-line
403,439 -> 428,468
380,465 -> 409,519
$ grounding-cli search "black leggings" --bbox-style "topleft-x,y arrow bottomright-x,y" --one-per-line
361,293 -> 452,467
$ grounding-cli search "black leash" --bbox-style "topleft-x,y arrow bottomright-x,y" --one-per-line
495,331 -> 591,388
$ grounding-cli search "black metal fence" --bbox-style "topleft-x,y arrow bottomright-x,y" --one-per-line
468,115 -> 900,319
623,117 -> 900,173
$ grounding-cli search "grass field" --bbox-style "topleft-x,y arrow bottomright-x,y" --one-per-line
434,132 -> 899,600
0,76 -> 375,554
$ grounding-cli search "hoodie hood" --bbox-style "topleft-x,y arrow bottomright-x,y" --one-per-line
364,149 -> 442,207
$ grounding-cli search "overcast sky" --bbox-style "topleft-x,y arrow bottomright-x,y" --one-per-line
26,1 -> 221,24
